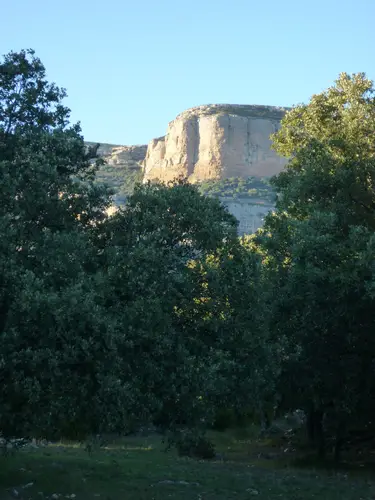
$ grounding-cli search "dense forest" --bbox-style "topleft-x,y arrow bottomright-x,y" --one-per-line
1,50 -> 375,466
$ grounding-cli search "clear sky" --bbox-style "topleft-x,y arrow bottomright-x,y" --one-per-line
2,0 -> 374,145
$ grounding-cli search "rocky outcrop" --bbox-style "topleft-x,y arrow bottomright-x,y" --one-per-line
220,198 -> 275,235
84,142 -> 147,202
85,142 -> 147,170
142,104 -> 289,183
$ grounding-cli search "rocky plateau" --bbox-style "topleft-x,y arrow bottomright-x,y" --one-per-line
86,103 -> 289,185
143,104 -> 289,183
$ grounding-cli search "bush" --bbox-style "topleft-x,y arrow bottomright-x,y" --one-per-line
198,176 -> 276,201
173,430 -> 216,459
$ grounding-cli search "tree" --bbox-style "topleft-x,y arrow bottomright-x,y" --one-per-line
258,73 -> 375,460
271,72 -> 375,161
199,235 -> 280,429
0,49 -> 117,439
260,209 -> 375,458
94,180 -> 276,443
97,181 -> 243,432
271,73 -> 375,228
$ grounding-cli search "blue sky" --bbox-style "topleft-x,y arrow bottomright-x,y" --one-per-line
2,0 -> 374,145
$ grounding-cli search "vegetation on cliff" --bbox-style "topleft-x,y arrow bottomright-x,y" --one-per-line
198,176 -> 276,202
176,103 -> 289,121
85,143 -> 145,201
95,161 -> 142,202
1,48 -> 375,491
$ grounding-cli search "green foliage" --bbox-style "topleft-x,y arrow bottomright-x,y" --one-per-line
198,176 -> 276,202
193,104 -> 288,120
95,163 -> 143,202
271,72 -> 375,161
0,49 -> 117,439
97,180 -> 273,431
171,429 -> 216,459
258,72 -> 375,460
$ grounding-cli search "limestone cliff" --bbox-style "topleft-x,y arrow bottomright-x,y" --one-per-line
85,142 -> 147,170
142,104 -> 289,183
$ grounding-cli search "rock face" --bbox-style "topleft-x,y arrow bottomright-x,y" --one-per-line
220,198 -> 275,235
143,104 -> 289,183
85,142 -> 147,170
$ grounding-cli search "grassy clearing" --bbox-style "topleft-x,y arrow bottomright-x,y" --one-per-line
0,431 -> 374,500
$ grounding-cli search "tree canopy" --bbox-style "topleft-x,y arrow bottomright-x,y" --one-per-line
258,72 -> 375,460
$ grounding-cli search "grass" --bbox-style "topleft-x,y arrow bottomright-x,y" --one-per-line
0,431 -> 374,500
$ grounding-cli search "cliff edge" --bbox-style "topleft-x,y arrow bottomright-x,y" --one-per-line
85,142 -> 147,170
142,104 -> 289,183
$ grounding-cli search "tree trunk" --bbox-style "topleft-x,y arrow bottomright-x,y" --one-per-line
315,410 -> 326,459
306,408 -> 315,443
261,409 -> 271,430
334,420 -> 346,464
306,406 -> 326,458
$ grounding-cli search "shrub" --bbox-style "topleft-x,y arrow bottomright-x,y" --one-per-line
173,430 -> 216,459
